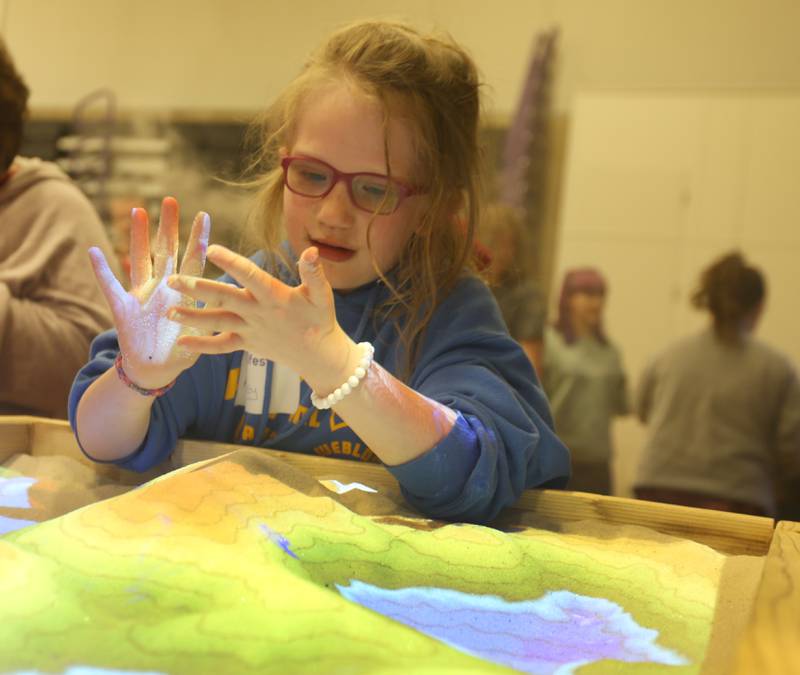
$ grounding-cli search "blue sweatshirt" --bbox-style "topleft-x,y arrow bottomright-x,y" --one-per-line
69,251 -> 570,523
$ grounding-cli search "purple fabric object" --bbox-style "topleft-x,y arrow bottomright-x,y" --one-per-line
499,29 -> 558,214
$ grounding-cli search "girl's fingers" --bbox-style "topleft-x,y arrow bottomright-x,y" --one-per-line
176,331 -> 245,355
88,247 -> 127,317
206,244 -> 281,303
168,305 -> 245,334
179,211 -> 211,278
129,207 -> 152,289
167,275 -> 253,314
139,256 -> 176,308
297,246 -> 331,307
153,196 -> 180,280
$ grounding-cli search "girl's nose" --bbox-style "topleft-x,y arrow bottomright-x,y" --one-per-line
317,180 -> 356,227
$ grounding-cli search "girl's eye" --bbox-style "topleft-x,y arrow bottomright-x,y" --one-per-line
354,178 -> 392,200
299,169 -> 328,183
361,182 -> 388,198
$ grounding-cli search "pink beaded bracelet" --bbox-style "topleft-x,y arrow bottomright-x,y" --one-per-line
310,342 -> 374,410
114,353 -> 176,397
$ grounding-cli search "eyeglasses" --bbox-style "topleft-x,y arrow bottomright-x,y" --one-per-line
281,155 -> 420,215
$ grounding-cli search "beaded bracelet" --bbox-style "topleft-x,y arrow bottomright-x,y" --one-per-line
310,342 -> 375,410
114,353 -> 176,397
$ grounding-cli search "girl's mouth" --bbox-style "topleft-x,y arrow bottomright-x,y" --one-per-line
311,239 -> 357,263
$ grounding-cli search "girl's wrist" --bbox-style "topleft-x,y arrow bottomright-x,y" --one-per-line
115,354 -> 176,397
117,354 -> 180,393
310,342 -> 374,409
300,329 -> 363,399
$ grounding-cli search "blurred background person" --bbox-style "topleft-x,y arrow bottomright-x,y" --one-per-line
481,203 -> 547,375
634,252 -> 800,517
0,38 -> 118,418
541,267 -> 628,494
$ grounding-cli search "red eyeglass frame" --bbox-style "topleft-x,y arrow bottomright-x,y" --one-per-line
280,155 -> 422,214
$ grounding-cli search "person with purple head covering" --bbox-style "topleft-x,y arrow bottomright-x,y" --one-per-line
541,268 -> 629,494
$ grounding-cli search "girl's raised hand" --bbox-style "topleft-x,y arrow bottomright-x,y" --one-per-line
89,196 -> 211,390
166,245 -> 352,383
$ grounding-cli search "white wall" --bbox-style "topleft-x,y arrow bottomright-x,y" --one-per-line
4,0 -> 800,117
2,0 -> 549,115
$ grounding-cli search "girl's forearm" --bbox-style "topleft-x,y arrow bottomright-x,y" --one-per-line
305,337 -> 456,466
339,363 -> 457,466
75,368 -> 155,461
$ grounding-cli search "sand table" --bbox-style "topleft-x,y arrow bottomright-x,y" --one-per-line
0,450 -> 763,674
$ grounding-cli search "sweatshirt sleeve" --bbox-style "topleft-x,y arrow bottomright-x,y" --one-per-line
385,277 -> 570,523
0,180 -> 117,418
68,330 -> 225,472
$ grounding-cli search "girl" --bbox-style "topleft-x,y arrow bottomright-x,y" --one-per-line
634,252 -> 800,517
541,268 -> 628,495
69,20 -> 570,524
481,203 -> 546,375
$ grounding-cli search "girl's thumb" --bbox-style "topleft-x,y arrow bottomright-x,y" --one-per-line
298,247 -> 330,304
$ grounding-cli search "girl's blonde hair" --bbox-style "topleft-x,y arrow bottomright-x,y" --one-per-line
245,20 -> 484,378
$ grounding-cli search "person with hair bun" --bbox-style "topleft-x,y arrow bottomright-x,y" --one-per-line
541,267 -> 629,495
634,251 -> 800,516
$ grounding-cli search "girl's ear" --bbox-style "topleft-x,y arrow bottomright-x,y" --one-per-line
278,146 -> 289,158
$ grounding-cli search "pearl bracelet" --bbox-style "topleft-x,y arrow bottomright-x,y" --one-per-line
310,341 -> 375,410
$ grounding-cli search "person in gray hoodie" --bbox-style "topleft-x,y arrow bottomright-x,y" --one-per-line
0,38 -> 118,418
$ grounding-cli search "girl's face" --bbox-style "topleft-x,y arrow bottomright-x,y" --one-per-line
283,82 -> 423,292
568,289 -> 605,329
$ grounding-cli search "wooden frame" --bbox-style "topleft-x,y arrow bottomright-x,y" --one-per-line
2,416 -> 797,673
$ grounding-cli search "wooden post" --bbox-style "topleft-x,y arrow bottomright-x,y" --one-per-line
734,520 -> 800,674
